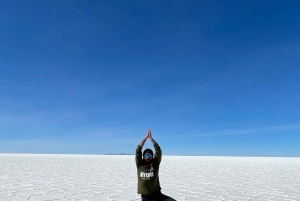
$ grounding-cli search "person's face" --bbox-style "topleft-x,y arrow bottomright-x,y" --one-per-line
144,152 -> 153,162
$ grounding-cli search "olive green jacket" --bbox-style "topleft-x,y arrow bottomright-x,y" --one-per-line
135,142 -> 162,195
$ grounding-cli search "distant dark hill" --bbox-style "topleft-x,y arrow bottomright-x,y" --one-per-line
105,153 -> 134,155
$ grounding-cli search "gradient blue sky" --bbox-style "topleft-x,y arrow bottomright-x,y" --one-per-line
1,1 -> 300,156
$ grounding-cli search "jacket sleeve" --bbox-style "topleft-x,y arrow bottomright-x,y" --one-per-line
154,142 -> 162,165
135,145 -> 142,168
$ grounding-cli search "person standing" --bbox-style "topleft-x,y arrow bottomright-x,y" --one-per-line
135,129 -> 176,201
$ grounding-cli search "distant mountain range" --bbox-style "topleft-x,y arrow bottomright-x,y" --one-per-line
105,153 -> 134,155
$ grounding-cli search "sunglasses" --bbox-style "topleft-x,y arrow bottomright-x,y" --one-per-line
144,153 -> 153,158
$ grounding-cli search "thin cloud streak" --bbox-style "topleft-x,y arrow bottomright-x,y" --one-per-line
195,124 -> 300,137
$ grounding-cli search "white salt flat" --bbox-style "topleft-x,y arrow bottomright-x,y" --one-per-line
0,154 -> 299,201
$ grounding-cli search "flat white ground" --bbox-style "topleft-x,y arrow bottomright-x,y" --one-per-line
0,154 -> 299,201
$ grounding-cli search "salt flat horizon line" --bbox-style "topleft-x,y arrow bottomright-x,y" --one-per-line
0,152 -> 299,158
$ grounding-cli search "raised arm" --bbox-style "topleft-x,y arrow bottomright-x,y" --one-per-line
139,133 -> 148,148
135,131 -> 149,167
148,129 -> 162,165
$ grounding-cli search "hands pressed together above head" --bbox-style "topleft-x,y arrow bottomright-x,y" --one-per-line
139,128 -> 156,148
146,128 -> 153,139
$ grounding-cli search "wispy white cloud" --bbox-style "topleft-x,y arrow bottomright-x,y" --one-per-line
199,124 -> 300,137
0,110 -> 134,144
0,134 -> 137,154
0,110 -> 85,126
0,138 -> 105,154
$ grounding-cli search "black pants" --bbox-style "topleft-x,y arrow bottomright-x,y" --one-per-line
141,191 -> 175,201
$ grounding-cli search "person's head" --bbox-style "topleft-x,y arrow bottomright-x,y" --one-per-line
143,148 -> 154,164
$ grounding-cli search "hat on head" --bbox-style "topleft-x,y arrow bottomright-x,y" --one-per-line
143,148 -> 153,157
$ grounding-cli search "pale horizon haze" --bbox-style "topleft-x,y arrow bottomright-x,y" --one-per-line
1,1 -> 300,157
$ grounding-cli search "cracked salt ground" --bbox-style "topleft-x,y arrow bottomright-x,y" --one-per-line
0,154 -> 300,201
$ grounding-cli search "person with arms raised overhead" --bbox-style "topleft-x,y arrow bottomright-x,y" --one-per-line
135,129 -> 176,201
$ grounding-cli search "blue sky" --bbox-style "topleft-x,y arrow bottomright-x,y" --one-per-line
1,0 -> 300,156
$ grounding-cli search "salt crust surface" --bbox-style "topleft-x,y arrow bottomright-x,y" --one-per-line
0,154 -> 300,201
